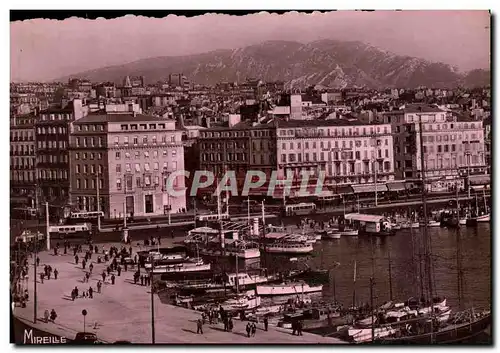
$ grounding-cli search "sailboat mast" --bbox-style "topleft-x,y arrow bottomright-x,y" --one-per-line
483,189 -> 487,212
388,247 -> 393,301
417,112 -> 434,343
352,260 -> 357,308
261,201 -> 265,231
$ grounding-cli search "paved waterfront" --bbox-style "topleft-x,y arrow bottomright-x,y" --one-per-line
13,244 -> 345,344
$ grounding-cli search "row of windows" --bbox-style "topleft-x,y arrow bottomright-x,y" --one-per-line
201,153 -> 246,162
11,171 -> 36,182
75,124 -> 105,132
114,150 -> 177,159
115,175 -> 179,190
37,140 -> 68,149
118,123 -> 169,131
420,122 -> 480,130
290,161 -> 390,176
36,126 -> 68,135
11,157 -> 35,167
201,142 -> 249,150
75,197 -> 106,210
279,126 -> 390,137
75,178 -> 104,190
37,154 -> 68,164
200,130 -> 251,139
422,134 -> 481,143
74,164 -> 105,175
38,169 -> 68,180
113,135 -> 177,145
11,145 -> 35,152
281,139 -> 389,151
116,161 -> 177,173
39,113 -> 71,121
75,137 -> 104,147
280,149 -> 389,163
11,130 -> 35,139
424,155 -> 483,169
75,152 -> 104,161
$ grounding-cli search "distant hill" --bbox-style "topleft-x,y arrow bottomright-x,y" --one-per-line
56,40 -> 490,89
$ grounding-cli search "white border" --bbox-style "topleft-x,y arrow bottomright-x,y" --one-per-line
3,3 -> 497,353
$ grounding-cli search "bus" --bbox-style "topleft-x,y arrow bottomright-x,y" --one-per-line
285,203 -> 317,217
66,211 -> 104,225
48,223 -> 92,243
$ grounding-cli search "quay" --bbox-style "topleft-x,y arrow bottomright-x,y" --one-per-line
12,243 -> 346,344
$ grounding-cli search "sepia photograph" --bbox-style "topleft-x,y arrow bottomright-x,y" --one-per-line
8,9 -> 492,345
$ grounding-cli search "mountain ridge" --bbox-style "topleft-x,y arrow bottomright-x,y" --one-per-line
55,40 -> 490,89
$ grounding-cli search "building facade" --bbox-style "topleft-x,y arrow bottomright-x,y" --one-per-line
276,120 -> 395,190
381,104 -> 487,191
10,113 -> 37,208
70,114 -> 186,219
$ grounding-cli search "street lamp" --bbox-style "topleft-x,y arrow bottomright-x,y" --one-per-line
82,309 -> 87,333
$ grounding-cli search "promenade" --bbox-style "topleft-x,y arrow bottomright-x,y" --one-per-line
13,243 -> 345,344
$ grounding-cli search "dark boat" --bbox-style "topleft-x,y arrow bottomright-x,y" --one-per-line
292,268 -> 330,284
378,311 -> 491,344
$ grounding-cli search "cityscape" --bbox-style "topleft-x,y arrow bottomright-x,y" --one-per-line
10,11 -> 492,345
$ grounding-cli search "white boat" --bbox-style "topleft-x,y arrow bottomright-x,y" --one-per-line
314,233 -> 322,241
149,257 -> 211,274
459,218 -> 467,225
410,222 -> 420,228
221,290 -> 261,311
391,223 -> 402,230
256,282 -> 323,296
348,326 -> 398,343
427,221 -> 441,227
476,214 -> 490,223
340,228 -> 359,236
264,242 -> 314,254
324,231 -> 341,239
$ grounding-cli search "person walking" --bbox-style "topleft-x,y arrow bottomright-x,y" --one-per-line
88,286 -> 94,299
75,255 -> 79,264
53,268 -> 58,280
246,322 -> 251,337
264,316 -> 268,331
196,318 -> 203,334
251,322 -> 257,337
44,309 -> 50,323
297,321 -> 303,336
89,263 -> 94,274
111,274 -> 116,285
97,280 -> 102,294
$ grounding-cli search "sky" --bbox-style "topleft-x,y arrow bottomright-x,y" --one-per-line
10,10 -> 491,82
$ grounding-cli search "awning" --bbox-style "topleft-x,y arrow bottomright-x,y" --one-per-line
334,185 -> 353,195
387,181 -> 406,192
469,174 -> 490,186
351,184 -> 388,194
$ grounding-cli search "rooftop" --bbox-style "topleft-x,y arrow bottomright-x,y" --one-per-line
276,118 -> 385,129
402,104 -> 445,114
74,113 -> 174,124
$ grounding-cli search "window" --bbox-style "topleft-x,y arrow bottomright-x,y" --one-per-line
125,163 -> 131,172
76,137 -> 80,147
115,152 -> 121,159
144,163 -> 150,171
172,161 -> 177,170
154,162 -> 159,170
144,175 -> 151,186
116,164 -> 121,173
83,179 -> 88,189
125,152 -> 131,159
133,137 -> 138,145
116,178 -> 122,190
152,136 -> 157,144
90,153 -> 95,160
76,164 -> 80,173
162,135 -> 167,143
172,150 -> 177,158
143,136 -> 148,144
135,151 -> 140,159
124,136 -> 129,145
90,165 -> 95,174
135,163 -> 141,173
114,137 -> 119,145
136,177 -> 141,188
171,135 -> 175,142
83,165 -> 88,174
281,154 -> 286,162
76,179 -> 81,189
144,151 -> 150,158
154,176 -> 159,185
163,162 -> 168,170
83,153 -> 87,160
163,150 -> 167,157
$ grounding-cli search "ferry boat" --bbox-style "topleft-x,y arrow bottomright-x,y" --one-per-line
323,230 -> 341,239
261,233 -> 314,254
256,282 -> 323,296
149,257 -> 211,275
184,226 -> 260,259
339,228 -> 359,236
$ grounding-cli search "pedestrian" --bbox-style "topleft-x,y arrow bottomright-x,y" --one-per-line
196,318 -> 203,334
298,321 -> 303,336
73,247 -> 77,257
50,309 -> 57,322
134,255 -> 138,264
111,274 -> 115,285
106,266 -> 111,275
89,263 -> 93,274
140,275 -> 144,286
129,246 -> 132,256
101,272 -> 106,283
44,309 -> 50,323
64,245 -> 67,255
89,286 -> 93,299
54,269 -> 58,280
228,317 -> 234,332
124,262 -> 128,272
246,322 -> 251,337
97,280 -> 102,294
36,257 -> 40,266
117,266 -> 121,276
71,289 -> 76,301
47,270 -> 51,280
171,230 -> 174,239
264,316 -> 268,331
74,286 -> 79,298
251,322 -> 256,337
82,259 -> 86,270
292,321 -> 296,336
53,247 -> 57,256
39,273 -> 44,284
86,272 -> 90,282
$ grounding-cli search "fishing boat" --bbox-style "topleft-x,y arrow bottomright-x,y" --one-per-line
426,221 -> 441,227
340,228 -> 359,236
323,229 -> 341,239
261,233 -> 314,254
344,213 -> 394,236
256,282 -> 323,296
221,289 -> 261,311
149,257 -> 211,275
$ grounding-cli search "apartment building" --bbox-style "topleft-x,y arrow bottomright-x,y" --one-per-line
70,113 -> 185,219
381,104 -> 487,191
276,120 -> 395,192
10,113 -> 37,208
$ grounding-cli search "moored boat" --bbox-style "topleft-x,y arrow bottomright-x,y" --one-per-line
256,282 -> 323,296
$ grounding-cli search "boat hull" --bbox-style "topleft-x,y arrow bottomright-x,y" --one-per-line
256,284 -> 323,296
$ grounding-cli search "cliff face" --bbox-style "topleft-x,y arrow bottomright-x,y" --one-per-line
57,40 -> 490,89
